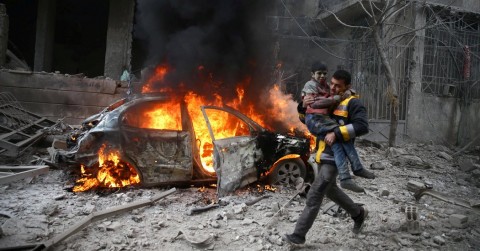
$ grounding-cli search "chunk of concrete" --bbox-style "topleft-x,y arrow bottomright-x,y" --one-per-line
437,152 -> 453,161
433,236 -> 445,245
395,155 -> 431,169
380,189 -> 390,197
407,180 -> 426,192
458,158 -> 476,172
387,147 -> 408,157
449,214 -> 468,228
370,161 -> 390,170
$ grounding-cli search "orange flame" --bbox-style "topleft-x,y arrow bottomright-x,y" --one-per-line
267,85 -> 315,149
73,144 -> 140,192
184,92 -> 222,172
75,64 -> 313,190
142,65 -> 170,93
138,74 -> 313,172
139,102 -> 182,130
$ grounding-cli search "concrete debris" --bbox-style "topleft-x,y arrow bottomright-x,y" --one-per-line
387,147 -> 408,157
245,195 -> 271,206
54,193 -> 66,201
449,214 -> 468,228
470,200 -> 480,208
437,151 -> 453,161
1,142 -> 479,250
458,158 -> 477,172
393,155 -> 432,169
321,201 -> 345,217
1,188 -> 176,251
370,160 -> 390,170
175,230 -> 214,248
433,235 -> 446,245
379,189 -> 390,197
407,180 -> 426,191
187,204 -> 220,216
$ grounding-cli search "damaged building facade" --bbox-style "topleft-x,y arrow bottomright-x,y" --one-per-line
0,0 -> 479,148
270,0 -> 480,146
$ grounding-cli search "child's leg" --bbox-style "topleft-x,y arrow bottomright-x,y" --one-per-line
305,114 -> 338,137
342,141 -> 375,179
333,142 -> 365,193
342,141 -> 364,173
331,143 -> 351,181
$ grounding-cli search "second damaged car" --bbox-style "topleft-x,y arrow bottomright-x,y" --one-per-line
64,94 -> 312,196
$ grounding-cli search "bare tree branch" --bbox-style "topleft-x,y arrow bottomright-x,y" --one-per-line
384,6 -> 469,45
372,0 -> 384,13
381,1 -> 412,23
323,9 -> 371,29
368,0 -> 378,24
358,0 -> 374,18
279,0 -> 366,61
395,34 -> 416,59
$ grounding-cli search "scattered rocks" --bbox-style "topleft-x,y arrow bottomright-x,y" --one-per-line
387,147 -> 409,157
432,236 -> 446,245
0,143 -> 478,251
437,152 -> 453,161
448,214 -> 468,228
458,158 -> 477,172
54,193 -> 67,201
233,203 -> 248,214
106,221 -> 123,231
393,155 -> 431,169
380,189 -> 390,197
421,231 -> 431,239
241,218 -> 255,225
209,220 -> 220,228
371,161 -> 390,170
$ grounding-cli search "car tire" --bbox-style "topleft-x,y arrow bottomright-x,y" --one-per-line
268,158 -> 306,186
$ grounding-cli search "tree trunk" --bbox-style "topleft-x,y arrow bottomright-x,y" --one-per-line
372,25 -> 398,147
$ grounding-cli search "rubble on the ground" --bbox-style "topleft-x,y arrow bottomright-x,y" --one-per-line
0,141 -> 479,250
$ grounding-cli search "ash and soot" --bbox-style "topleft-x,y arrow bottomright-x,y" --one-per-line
133,0 -> 307,141
72,0 -> 311,192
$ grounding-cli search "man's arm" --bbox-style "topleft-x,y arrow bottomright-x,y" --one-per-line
333,98 -> 368,142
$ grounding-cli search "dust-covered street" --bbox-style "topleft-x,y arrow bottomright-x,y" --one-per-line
1,142 -> 479,250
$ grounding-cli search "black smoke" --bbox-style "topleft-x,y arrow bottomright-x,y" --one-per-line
134,0 -> 274,102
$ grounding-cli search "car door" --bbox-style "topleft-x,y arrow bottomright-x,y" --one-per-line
120,97 -> 194,186
201,105 -> 264,196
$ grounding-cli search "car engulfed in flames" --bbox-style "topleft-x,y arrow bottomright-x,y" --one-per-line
69,93 -> 312,196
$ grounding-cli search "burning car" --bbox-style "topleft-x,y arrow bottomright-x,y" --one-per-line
68,93 -> 312,196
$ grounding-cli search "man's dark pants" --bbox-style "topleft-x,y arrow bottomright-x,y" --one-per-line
292,163 -> 361,238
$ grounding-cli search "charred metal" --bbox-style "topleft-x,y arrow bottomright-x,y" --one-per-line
55,94 -> 313,196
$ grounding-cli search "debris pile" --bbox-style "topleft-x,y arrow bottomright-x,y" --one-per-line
1,139 -> 479,250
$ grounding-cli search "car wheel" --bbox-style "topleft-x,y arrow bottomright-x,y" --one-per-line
269,158 -> 306,186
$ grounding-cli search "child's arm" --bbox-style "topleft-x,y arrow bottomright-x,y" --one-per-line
308,95 -> 340,109
309,90 -> 353,109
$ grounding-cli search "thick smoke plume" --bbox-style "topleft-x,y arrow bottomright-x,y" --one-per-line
134,0 -> 274,102
134,0 -> 307,134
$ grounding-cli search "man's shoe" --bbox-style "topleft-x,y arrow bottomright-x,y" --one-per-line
352,207 -> 368,234
284,233 -> 305,245
354,168 -> 375,179
340,179 -> 365,193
